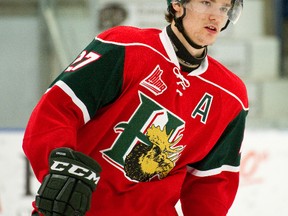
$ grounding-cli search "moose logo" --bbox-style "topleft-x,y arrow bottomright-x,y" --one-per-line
102,92 -> 185,182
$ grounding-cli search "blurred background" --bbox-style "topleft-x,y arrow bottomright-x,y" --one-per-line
0,0 -> 287,215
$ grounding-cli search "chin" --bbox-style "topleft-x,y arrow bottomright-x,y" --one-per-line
197,36 -> 217,47
204,38 -> 217,46
206,41 -> 216,46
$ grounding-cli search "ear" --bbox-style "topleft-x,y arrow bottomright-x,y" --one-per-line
171,2 -> 184,17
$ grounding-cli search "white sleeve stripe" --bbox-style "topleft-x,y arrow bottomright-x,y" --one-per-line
50,80 -> 91,124
196,75 -> 249,111
187,165 -> 240,177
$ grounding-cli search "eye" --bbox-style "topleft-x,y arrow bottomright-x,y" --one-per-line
201,1 -> 211,6
220,6 -> 229,13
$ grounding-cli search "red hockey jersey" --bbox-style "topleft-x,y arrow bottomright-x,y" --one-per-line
23,26 -> 249,216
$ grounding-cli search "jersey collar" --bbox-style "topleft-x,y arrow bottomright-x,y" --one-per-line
159,27 -> 208,76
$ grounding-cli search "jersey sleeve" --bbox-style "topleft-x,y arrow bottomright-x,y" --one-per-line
22,37 -> 125,182
180,109 -> 248,216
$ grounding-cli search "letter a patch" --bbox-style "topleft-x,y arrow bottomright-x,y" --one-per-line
191,93 -> 213,124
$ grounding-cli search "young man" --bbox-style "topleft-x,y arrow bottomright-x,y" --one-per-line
23,0 -> 248,215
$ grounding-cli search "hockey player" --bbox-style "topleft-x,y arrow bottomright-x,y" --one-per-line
23,0 -> 248,215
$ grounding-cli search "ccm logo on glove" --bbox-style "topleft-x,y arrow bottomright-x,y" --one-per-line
51,160 -> 100,185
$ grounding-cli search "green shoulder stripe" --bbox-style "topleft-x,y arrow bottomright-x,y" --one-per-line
50,39 -> 125,119
189,110 -> 248,173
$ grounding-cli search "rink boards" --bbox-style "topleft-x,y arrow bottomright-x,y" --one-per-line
0,129 -> 287,216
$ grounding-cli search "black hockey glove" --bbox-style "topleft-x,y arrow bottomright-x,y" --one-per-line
35,148 -> 102,216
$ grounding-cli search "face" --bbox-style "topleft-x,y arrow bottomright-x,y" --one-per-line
174,0 -> 232,46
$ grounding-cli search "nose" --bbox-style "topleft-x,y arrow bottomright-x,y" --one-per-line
208,12 -> 227,27
208,13 -> 221,23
